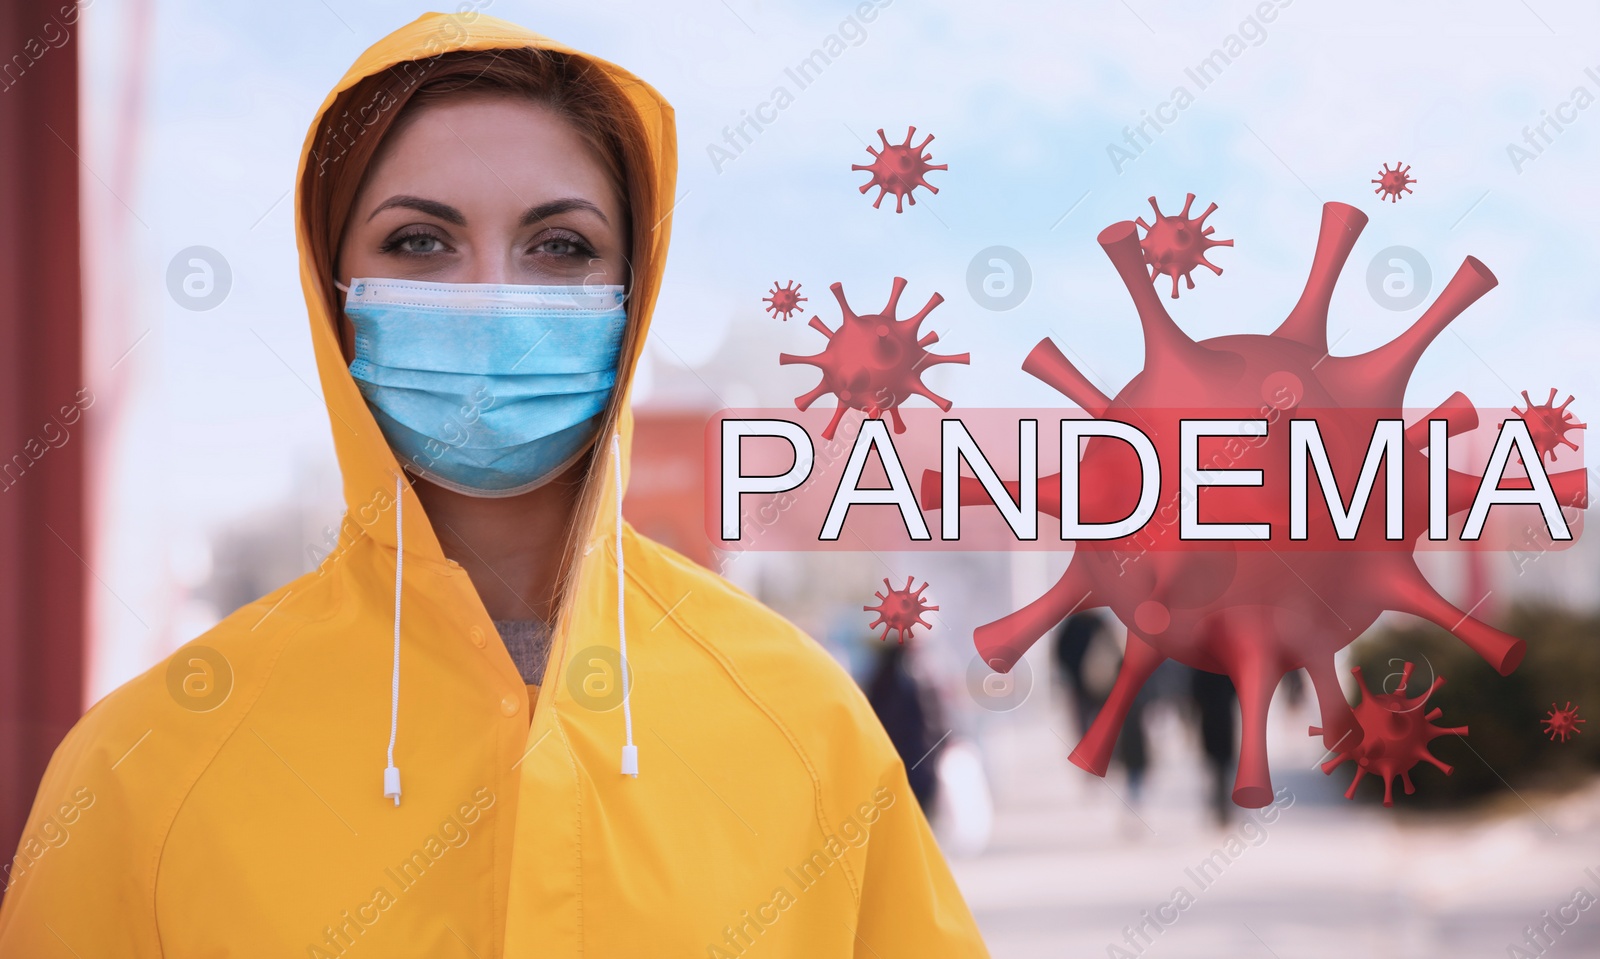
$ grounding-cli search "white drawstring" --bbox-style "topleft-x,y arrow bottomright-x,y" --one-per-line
379,446 -> 632,793
383,471 -> 404,805
614,432 -> 638,777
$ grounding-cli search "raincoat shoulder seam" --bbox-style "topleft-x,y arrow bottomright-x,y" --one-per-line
148,569 -> 339,954
617,532 -> 865,905
149,576 -> 333,951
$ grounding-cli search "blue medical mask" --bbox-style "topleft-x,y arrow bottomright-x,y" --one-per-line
339,277 -> 628,497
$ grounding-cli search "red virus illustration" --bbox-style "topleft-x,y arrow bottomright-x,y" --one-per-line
1543,701 -> 1585,742
923,200 -> 1591,807
780,277 -> 969,440
1310,661 -> 1467,806
1136,193 -> 1233,299
864,576 -> 939,643
1371,161 -> 1416,203
1509,388 -> 1585,464
853,126 -> 947,213
763,281 -> 807,321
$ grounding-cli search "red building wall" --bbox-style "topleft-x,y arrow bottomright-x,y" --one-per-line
0,0 -> 88,901
625,411 -> 716,570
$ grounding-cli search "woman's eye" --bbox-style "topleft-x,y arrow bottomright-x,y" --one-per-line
531,232 -> 594,258
381,230 -> 449,256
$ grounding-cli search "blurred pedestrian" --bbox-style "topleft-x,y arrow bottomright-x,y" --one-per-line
865,638 -> 948,813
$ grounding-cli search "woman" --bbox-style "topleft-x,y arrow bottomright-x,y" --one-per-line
0,11 -> 988,957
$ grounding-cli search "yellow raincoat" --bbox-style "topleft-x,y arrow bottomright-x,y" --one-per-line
0,11 -> 988,958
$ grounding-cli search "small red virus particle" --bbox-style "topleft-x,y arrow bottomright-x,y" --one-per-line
1543,701 -> 1585,742
1136,193 -> 1233,299
1371,162 -> 1416,203
1310,661 -> 1467,807
865,576 -> 939,643
853,126 -> 947,213
763,281 -> 807,321
779,277 -> 969,440
1509,388 -> 1585,464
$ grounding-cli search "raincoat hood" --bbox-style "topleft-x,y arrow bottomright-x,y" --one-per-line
295,9 -> 679,795
0,12 -> 988,958
299,11 -> 674,568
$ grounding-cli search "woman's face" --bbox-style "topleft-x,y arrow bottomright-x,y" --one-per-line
337,94 -> 627,294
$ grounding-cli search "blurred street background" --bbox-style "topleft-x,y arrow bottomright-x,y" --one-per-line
3,1 -> 1598,955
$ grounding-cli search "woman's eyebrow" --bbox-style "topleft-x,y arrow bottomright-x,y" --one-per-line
367,195 -> 465,224
365,195 -> 609,228
520,197 -> 609,227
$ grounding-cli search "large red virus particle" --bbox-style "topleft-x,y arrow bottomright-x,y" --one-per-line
764,281 -> 807,321
853,126 -> 946,213
1543,701 -> 1585,742
1509,388 -> 1585,464
1371,162 -> 1416,203
865,576 -> 939,643
1136,193 -> 1233,299
1310,661 -> 1467,806
923,200 -> 1590,807
780,277 -> 969,440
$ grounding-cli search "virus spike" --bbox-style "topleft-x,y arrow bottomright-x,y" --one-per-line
906,290 -> 943,328
822,400 -> 849,440
829,282 -> 859,321
1225,621 -> 1283,808
791,381 -> 831,412
1306,656 -> 1363,751
1068,631 -> 1165,776
908,380 -> 956,411
1329,257 -> 1498,407
975,560 -> 1099,673
1405,391 -> 1479,449
1022,339 -> 1113,417
1343,767 -> 1368,799
914,350 -> 971,370
1350,664 -> 1375,701
881,276 -> 908,317
1417,753 -> 1452,775
1099,220 -> 1202,373
1394,661 -> 1416,693
1381,568 -> 1525,674
1274,202 -> 1369,351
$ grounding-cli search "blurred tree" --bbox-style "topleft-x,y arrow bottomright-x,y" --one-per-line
1345,603 -> 1600,808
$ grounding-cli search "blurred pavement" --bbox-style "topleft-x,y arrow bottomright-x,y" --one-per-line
948,692 -> 1600,958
